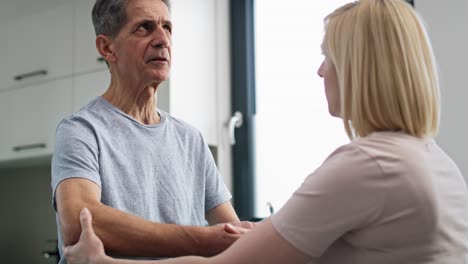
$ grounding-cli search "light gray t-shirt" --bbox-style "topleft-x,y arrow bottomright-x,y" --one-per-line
272,131 -> 468,264
51,96 -> 231,263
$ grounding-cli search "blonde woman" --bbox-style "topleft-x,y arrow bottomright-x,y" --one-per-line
64,0 -> 468,263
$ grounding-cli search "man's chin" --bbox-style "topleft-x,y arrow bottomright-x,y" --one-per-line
148,71 -> 170,83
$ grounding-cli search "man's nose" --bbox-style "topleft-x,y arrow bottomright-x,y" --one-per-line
150,25 -> 170,48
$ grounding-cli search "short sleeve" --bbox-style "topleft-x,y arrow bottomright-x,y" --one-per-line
201,136 -> 232,212
271,143 -> 386,258
51,117 -> 101,211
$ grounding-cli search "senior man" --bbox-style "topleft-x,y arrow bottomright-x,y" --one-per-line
51,0 -> 250,263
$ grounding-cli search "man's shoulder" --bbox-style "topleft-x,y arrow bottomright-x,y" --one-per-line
57,97 -> 108,134
162,110 -> 203,136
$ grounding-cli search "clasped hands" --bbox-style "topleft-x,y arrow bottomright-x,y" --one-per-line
64,208 -> 256,264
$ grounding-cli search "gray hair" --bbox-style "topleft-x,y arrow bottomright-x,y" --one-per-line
92,0 -> 171,37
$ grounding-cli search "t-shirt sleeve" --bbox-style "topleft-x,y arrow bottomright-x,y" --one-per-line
201,136 -> 232,212
51,117 -> 101,211
270,143 -> 386,258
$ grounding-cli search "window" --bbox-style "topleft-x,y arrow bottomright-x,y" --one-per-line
254,0 -> 350,217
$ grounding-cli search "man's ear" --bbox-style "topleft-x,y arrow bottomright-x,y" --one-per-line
96,35 -> 116,64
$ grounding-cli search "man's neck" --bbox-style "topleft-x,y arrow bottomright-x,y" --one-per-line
102,79 -> 161,125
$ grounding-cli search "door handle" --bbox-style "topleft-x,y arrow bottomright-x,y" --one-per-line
228,111 -> 243,145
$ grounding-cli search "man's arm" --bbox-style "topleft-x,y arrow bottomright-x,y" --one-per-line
56,178 -> 242,258
63,208 -> 312,264
205,202 -> 239,225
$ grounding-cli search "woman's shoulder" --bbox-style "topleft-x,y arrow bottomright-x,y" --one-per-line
324,131 -> 440,187
353,131 -> 430,165
356,130 -> 428,149
320,131 -> 430,181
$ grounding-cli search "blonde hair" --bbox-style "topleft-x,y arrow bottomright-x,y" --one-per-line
323,0 -> 440,139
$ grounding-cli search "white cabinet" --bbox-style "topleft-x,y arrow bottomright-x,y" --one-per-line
73,0 -> 108,74
170,0 -> 219,146
0,79 -> 73,162
0,0 -> 231,165
0,0 -> 73,91
72,70 -> 110,111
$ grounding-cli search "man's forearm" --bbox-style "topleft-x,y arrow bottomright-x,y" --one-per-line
57,179 -> 240,259
101,256 -> 209,264
86,204 -> 209,258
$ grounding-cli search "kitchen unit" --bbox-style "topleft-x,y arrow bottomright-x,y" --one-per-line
0,0 -> 232,263
0,0 -> 227,165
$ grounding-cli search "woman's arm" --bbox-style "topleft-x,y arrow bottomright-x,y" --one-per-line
64,208 -> 312,264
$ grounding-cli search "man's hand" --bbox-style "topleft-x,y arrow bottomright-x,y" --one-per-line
63,208 -> 109,264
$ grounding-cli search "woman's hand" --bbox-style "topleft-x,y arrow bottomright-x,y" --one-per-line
224,221 -> 256,234
63,208 -> 109,264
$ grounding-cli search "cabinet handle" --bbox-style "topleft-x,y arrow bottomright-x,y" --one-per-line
97,57 -> 105,63
12,143 -> 47,152
14,70 -> 48,81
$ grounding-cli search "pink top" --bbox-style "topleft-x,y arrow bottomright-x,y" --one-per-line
271,131 -> 468,263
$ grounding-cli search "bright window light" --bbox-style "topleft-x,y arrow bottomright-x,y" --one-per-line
254,0 -> 351,217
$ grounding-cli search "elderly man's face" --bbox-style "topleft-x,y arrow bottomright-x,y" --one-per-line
111,0 -> 172,85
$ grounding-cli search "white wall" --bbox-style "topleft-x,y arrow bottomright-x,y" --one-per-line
416,1 -> 468,181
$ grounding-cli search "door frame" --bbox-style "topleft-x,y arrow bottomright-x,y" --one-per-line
229,0 -> 256,219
